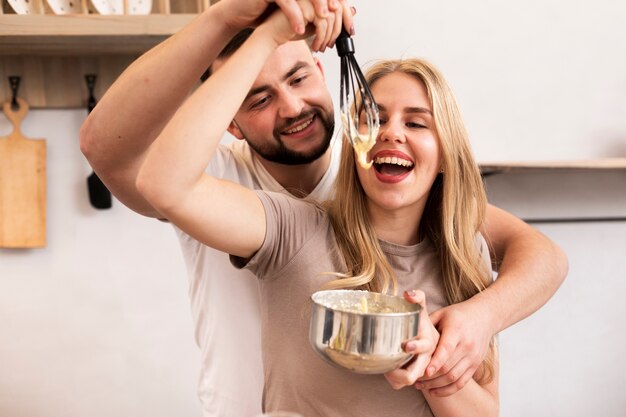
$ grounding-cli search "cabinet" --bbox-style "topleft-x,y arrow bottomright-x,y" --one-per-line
0,0 -> 211,108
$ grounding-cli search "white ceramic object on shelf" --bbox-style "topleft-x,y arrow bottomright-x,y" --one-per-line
89,0 -> 151,15
45,0 -> 83,14
127,0 -> 152,14
6,0 -> 42,14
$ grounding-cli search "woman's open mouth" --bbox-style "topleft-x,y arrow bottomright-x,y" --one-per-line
372,153 -> 415,183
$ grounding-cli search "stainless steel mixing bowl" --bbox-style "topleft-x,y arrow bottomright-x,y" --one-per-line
309,289 -> 421,374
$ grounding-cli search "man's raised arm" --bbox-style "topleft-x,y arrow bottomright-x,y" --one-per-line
80,0 -> 344,217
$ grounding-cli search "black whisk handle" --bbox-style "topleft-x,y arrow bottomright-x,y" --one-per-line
336,27 -> 354,57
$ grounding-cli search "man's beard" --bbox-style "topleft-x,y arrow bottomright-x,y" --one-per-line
240,108 -> 335,166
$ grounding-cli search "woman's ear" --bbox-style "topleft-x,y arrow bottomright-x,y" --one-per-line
227,120 -> 245,140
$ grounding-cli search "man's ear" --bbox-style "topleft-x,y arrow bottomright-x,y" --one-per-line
313,57 -> 325,80
227,120 -> 245,140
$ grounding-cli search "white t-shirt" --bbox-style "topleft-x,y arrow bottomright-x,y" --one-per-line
174,137 -> 341,417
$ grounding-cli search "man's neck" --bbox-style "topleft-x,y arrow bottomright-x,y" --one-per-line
255,149 -> 332,198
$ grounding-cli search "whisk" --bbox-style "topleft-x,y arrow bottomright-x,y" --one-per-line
335,28 -> 380,169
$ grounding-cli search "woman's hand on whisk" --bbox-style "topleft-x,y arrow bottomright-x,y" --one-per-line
215,0 -> 353,45
308,0 -> 355,52
257,0 -> 352,51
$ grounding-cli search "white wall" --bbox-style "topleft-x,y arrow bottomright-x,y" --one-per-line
319,0 -> 626,162
484,171 -> 626,417
501,220 -> 626,416
0,111 -> 201,417
1,1 -> 625,416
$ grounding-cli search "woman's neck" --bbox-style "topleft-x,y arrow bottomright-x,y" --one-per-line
367,202 -> 425,246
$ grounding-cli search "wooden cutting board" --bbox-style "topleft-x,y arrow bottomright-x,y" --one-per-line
0,97 -> 46,248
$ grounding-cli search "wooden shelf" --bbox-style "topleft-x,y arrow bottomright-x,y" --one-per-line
0,14 -> 197,55
480,158 -> 626,175
0,12 -> 201,108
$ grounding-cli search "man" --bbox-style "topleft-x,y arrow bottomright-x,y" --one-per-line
80,1 -> 568,416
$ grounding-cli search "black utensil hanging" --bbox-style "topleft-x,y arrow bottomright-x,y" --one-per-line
85,74 -> 112,209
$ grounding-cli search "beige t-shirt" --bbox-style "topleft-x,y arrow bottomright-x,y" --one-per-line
174,138 -> 341,417
235,191 -> 492,417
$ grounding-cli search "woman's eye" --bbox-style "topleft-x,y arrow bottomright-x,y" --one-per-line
407,121 -> 426,128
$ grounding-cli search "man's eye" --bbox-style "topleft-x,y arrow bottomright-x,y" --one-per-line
291,76 -> 307,85
250,97 -> 269,109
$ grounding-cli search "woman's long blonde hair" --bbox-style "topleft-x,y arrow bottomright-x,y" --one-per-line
323,58 -> 495,382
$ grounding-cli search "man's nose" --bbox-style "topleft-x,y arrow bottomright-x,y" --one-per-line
278,92 -> 304,119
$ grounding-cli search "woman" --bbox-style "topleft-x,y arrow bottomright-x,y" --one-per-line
136,5 -> 498,416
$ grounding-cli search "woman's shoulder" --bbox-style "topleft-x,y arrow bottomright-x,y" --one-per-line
256,190 -> 328,217
241,190 -> 335,280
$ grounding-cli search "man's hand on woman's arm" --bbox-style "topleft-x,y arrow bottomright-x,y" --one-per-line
417,204 -> 568,396
385,291 -> 499,417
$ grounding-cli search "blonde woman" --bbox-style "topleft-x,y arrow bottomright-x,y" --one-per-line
136,3 -> 497,416
329,59 -> 498,416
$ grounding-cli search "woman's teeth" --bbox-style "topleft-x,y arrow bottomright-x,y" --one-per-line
373,156 -> 414,168
284,118 -> 313,134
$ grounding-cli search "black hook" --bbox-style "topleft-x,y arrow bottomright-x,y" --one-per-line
85,74 -> 97,113
83,73 -> 112,210
8,76 -> 20,111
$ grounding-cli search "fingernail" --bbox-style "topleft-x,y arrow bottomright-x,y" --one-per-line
406,289 -> 417,297
405,341 -> 417,352
427,366 -> 436,376
351,6 -> 356,15
414,382 -> 424,390
350,25 -> 355,36
297,24 -> 305,35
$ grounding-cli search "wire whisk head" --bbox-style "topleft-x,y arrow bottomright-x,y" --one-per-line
336,29 -> 379,169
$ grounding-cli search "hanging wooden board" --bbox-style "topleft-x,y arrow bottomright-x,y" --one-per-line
0,97 -> 46,248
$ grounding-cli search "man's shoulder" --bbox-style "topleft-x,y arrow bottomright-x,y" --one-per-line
213,140 -> 250,167
208,141 -> 260,184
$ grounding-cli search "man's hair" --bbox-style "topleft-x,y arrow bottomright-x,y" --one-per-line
201,28 -> 255,81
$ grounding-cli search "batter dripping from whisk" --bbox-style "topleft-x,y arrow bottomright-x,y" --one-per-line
341,113 -> 379,169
